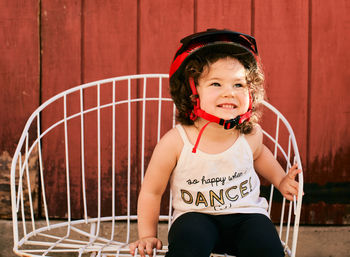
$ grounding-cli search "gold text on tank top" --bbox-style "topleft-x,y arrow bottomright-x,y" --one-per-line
180,177 -> 253,210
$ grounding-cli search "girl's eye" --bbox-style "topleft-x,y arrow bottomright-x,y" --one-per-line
211,82 -> 221,87
234,83 -> 243,88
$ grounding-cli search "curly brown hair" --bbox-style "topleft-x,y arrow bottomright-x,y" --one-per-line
169,49 -> 265,134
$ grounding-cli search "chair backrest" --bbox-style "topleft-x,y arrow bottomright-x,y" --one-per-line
11,74 -> 303,257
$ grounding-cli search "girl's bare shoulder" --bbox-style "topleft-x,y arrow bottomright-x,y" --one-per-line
244,124 -> 263,159
155,126 -> 184,157
244,123 -> 262,139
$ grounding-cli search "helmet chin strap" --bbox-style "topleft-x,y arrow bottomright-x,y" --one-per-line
189,78 -> 252,153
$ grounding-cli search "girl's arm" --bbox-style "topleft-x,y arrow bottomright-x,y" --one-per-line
129,128 -> 181,257
248,125 -> 301,201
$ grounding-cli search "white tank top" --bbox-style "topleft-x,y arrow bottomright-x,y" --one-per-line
170,125 -> 269,221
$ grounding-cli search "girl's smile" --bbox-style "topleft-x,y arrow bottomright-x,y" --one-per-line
196,57 -> 250,121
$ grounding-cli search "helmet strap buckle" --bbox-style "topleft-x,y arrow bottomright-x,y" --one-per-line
220,116 -> 241,129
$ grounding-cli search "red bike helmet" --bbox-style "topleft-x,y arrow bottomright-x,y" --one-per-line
169,29 -> 260,152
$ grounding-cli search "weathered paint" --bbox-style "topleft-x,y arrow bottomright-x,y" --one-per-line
308,0 -> 350,184
40,0 -> 83,219
81,0 -> 138,219
0,0 -> 40,219
1,149 -> 39,219
304,0 -> 350,224
1,0 -> 349,224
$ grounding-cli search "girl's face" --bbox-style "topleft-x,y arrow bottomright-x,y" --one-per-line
196,57 -> 250,121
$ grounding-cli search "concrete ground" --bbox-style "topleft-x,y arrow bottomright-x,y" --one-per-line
1,220 -> 349,257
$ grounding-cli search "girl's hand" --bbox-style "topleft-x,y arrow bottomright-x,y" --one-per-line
129,237 -> 163,257
278,164 -> 302,201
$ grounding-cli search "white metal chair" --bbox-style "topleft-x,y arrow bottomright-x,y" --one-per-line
11,74 -> 303,257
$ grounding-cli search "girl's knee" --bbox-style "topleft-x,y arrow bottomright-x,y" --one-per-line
237,242 -> 284,257
237,214 -> 284,257
169,212 -> 218,240
167,212 -> 219,257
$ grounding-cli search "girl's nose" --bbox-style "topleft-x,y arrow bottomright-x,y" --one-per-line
222,85 -> 235,97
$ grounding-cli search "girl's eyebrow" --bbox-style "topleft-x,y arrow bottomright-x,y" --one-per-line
206,77 -> 222,81
206,76 -> 247,83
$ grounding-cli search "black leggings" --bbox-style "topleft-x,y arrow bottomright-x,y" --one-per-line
165,212 -> 284,257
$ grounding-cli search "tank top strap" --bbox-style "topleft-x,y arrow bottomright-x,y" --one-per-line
175,124 -> 192,147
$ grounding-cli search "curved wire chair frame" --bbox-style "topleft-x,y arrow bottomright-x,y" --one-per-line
11,74 -> 303,257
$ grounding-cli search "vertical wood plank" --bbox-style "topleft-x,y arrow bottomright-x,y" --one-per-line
309,0 -> 350,184
0,1 -> 39,153
139,0 -> 194,74
82,0 -> 138,217
254,0 -> 309,167
305,0 -> 350,224
139,0 -> 194,214
253,1 -> 309,223
0,0 -> 39,218
83,0 -> 138,82
196,0 -> 252,34
41,0 -> 82,101
41,0 -> 82,218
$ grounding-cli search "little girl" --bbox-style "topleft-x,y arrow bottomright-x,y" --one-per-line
129,29 -> 301,257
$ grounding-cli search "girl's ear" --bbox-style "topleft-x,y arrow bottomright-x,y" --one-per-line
190,94 -> 199,103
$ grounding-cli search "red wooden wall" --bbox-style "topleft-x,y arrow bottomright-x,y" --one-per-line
1,0 -> 349,224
